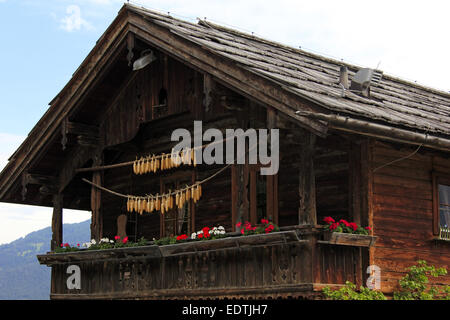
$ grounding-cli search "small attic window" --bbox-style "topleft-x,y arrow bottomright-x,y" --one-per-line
153,88 -> 168,118
158,88 -> 168,106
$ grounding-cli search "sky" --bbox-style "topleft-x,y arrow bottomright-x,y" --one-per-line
0,0 -> 449,244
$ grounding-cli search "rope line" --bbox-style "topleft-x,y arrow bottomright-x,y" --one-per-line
75,130 -> 251,173
82,164 -> 232,200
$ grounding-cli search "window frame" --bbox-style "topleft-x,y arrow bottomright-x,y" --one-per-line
432,172 -> 450,235
231,163 -> 278,230
159,170 -> 196,238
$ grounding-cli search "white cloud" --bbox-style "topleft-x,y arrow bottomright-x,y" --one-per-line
60,4 -> 93,32
0,203 -> 91,245
0,133 -> 25,170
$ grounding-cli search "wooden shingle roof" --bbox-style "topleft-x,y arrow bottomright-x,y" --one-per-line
129,4 -> 450,138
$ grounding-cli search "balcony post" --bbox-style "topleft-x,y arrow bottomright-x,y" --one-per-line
50,193 -> 63,251
90,153 -> 103,241
298,131 -> 317,225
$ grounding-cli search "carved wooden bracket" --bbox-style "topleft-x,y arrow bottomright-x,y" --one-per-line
126,32 -> 135,67
61,118 -> 100,150
21,172 -> 58,200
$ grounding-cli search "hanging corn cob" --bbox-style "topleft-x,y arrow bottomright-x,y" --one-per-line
132,146 -> 202,176
125,183 -> 203,215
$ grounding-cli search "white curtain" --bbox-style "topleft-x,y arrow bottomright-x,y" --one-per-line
439,184 -> 450,228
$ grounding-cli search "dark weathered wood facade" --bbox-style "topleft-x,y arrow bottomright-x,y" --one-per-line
0,4 -> 449,299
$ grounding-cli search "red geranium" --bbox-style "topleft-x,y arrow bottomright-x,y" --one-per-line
122,236 -> 128,244
261,218 -> 269,224
176,234 -> 188,241
323,216 -> 335,224
348,222 -> 358,232
265,224 -> 274,233
324,216 -> 372,235
339,219 -> 350,227
329,222 -> 339,231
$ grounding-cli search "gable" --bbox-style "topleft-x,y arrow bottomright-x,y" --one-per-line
1,3 -> 450,208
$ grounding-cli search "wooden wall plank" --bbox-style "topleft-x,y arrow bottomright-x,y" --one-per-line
371,141 -> 450,294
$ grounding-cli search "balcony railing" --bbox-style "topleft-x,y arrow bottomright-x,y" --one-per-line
37,227 -> 375,299
439,227 -> 450,241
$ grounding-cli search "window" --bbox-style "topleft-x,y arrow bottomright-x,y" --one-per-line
433,173 -> 450,238
438,184 -> 450,229
231,164 -> 277,230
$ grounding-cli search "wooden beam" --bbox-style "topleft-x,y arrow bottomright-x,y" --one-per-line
90,154 -> 103,241
298,131 -> 317,225
62,118 -> 100,137
51,193 -> 63,251
58,145 -> 100,193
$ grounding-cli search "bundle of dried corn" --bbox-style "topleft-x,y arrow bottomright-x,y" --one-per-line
132,148 -> 198,175
125,183 -> 202,215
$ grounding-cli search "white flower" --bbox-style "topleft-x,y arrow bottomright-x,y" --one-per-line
82,242 -> 91,248
218,226 -> 225,231
219,230 -> 225,235
191,233 -> 197,239
90,239 -> 96,245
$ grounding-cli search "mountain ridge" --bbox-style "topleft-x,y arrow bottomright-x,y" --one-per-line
0,219 -> 90,300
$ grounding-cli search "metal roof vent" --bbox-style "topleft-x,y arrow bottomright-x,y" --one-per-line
349,68 -> 374,97
349,68 -> 383,98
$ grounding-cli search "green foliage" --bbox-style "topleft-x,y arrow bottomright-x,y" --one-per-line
153,236 -> 179,246
393,260 -> 449,300
56,236 -> 150,252
323,260 -> 450,300
322,281 -> 387,300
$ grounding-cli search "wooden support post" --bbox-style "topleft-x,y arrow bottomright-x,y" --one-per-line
232,163 -> 250,230
90,154 -> 103,241
349,142 -> 363,225
203,74 -> 213,114
298,131 -> 317,225
349,139 -> 372,286
51,194 -> 63,251
267,107 -> 278,225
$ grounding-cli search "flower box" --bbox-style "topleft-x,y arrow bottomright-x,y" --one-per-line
323,231 -> 377,247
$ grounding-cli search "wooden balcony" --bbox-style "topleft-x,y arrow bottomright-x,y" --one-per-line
37,227 -> 375,300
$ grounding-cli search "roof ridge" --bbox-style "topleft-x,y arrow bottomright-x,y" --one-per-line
197,19 -> 450,98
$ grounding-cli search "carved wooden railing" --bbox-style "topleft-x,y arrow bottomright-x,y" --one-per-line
37,228 -> 375,299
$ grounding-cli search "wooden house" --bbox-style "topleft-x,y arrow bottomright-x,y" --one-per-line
0,4 -> 449,299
